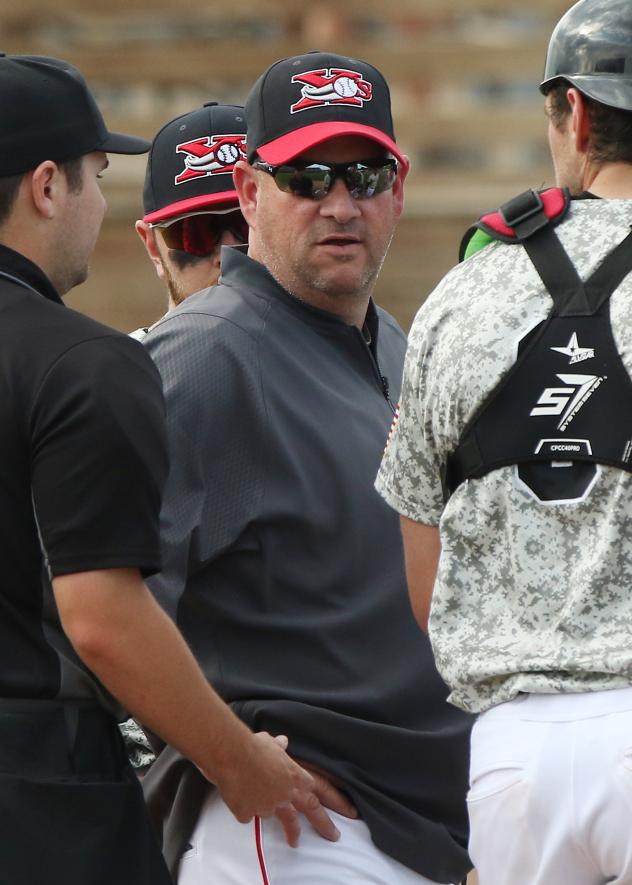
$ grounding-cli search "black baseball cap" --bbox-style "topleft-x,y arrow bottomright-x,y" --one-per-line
0,53 -> 149,176
245,51 -> 406,167
142,103 -> 247,224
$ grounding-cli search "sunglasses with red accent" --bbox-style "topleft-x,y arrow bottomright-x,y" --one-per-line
150,210 -> 249,257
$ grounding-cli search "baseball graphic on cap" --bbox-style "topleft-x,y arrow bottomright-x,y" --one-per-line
333,76 -> 359,98
216,143 -> 241,165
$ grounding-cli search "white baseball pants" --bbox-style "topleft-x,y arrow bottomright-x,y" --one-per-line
468,686 -> 632,885
178,789 -> 453,884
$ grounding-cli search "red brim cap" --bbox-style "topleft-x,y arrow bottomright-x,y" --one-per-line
143,190 -> 240,224
256,121 -> 407,168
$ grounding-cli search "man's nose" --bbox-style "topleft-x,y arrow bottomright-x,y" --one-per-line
319,176 -> 362,224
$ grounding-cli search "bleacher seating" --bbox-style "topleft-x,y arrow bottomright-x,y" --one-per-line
0,0 -> 569,332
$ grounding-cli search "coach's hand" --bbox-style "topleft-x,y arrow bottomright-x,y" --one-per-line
215,731 -> 314,825
274,754 -> 358,847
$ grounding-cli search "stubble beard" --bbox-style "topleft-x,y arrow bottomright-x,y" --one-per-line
163,262 -> 189,307
260,229 -> 393,304
54,261 -> 90,298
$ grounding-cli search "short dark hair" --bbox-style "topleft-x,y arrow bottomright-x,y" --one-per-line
545,83 -> 632,165
149,228 -> 215,270
166,245 -> 211,270
0,155 -> 84,227
0,173 -> 23,227
60,156 -> 84,193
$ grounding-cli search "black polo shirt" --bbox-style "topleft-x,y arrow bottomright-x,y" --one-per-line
145,248 -> 472,883
0,244 -> 168,713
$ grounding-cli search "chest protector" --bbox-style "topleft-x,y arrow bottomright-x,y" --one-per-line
445,188 -> 632,503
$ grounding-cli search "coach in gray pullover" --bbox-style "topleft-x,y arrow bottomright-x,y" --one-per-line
142,51 -> 472,885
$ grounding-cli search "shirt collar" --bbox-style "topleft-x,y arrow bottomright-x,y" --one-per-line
0,243 -> 62,304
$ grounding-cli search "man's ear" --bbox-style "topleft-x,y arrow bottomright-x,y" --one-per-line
392,154 -> 409,221
232,160 -> 259,228
567,88 -> 590,152
29,161 -> 62,220
135,220 -> 167,280
210,242 -> 223,276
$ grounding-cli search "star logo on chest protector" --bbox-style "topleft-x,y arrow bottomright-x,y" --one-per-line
550,332 -> 595,364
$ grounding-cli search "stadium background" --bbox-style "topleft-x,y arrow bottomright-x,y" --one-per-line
3,0 -> 569,334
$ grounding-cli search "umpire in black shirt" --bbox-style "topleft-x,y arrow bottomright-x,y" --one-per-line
0,54 -> 316,884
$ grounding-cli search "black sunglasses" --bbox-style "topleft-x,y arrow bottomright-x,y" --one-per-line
151,210 -> 249,257
252,158 -> 398,201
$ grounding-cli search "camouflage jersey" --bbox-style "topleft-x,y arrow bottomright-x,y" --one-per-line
376,198 -> 632,714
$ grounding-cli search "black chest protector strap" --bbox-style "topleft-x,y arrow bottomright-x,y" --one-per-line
522,224 -> 632,316
443,224 -> 632,500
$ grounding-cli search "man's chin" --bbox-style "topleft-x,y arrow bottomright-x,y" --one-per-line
60,265 -> 89,296
311,266 -> 377,300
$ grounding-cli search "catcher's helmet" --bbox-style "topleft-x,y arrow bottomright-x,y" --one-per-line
540,0 -> 632,112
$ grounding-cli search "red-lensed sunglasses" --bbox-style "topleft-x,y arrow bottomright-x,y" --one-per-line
150,210 -> 249,257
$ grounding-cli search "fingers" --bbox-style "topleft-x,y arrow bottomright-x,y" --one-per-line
220,732 -> 315,824
309,771 -> 357,819
286,757 -> 315,794
253,733 -> 313,794
290,789 -> 340,842
274,801 -> 302,848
